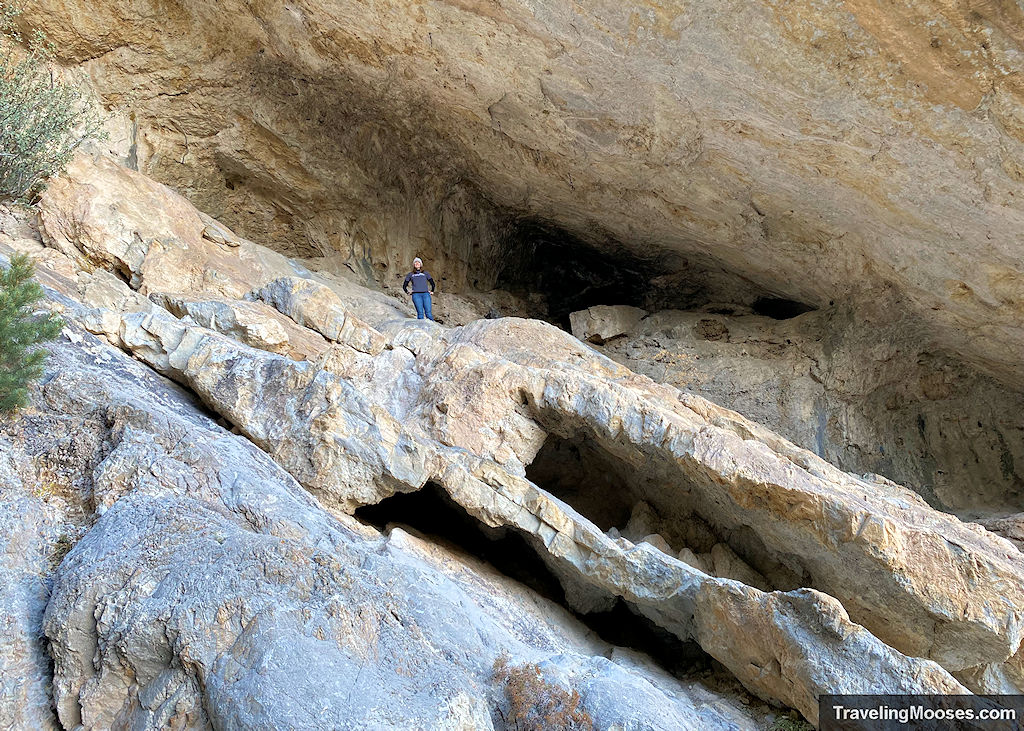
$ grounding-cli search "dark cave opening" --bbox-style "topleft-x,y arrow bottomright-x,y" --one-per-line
491,221 -> 661,329
356,483 -> 565,603
354,483 -> 712,678
483,218 -> 818,329
522,431 -> 637,533
751,297 -> 816,320
524,428 -> 812,594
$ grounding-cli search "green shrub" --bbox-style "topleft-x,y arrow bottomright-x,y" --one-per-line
0,253 -> 63,413
0,2 -> 104,202
49,533 -> 74,570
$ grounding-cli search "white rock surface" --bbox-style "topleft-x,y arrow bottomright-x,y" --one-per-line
3,155 -> 1021,728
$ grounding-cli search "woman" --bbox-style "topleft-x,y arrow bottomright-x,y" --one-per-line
402,257 -> 436,320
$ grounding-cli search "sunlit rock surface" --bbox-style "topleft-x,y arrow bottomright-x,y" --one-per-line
5,155 -> 1022,727
17,0 -> 1024,392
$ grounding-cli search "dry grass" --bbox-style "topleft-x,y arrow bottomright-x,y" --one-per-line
769,711 -> 814,731
48,533 -> 74,570
492,655 -> 593,731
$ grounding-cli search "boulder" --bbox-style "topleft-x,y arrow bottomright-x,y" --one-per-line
38,154 -> 305,298
570,305 -> 647,344
710,543 -> 771,592
640,533 -> 672,554
253,276 -> 388,356
677,548 -> 711,575
152,293 -> 329,360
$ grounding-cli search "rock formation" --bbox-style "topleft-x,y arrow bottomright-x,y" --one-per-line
3,0 -> 1024,725
592,304 -> 1024,517
15,0 -> 1024,392
3,152 -> 1022,728
12,0 -> 1024,526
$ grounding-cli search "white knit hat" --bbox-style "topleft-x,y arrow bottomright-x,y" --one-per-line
413,257 -> 422,266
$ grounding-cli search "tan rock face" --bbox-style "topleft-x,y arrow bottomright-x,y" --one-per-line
598,304 -> 1024,516
13,154 -> 1024,727
16,0 -> 1024,387
38,154 -> 303,299
252,277 -> 388,356
153,293 -> 329,359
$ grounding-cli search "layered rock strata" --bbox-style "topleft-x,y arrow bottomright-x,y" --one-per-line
2,155 -> 1021,727
16,0 -> 1024,393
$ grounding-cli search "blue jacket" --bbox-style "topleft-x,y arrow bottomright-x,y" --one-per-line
403,270 -> 435,294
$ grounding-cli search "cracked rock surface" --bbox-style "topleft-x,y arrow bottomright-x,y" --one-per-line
16,0 -> 1024,394
3,154 -> 1022,729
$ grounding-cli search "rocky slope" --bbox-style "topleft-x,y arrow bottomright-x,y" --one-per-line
3,153 -> 1023,728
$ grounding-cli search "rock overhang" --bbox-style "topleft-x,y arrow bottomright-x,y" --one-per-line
17,0 -> 1024,385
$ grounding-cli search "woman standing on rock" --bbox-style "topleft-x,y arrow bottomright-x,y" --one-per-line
402,257 -> 436,320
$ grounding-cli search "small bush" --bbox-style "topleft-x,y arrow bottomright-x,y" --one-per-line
0,2 -> 104,202
49,533 -> 74,570
0,253 -> 63,413
492,655 -> 593,731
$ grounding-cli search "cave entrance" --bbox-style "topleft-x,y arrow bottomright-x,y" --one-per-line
525,429 -> 811,594
750,297 -> 815,320
523,430 -> 636,532
353,482 -> 712,678
491,221 -> 662,329
355,482 -> 564,602
481,218 -> 817,330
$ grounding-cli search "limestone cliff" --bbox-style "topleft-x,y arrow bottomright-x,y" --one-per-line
15,0 -> 1024,390
2,153 -> 1022,729
2,0 -> 1024,727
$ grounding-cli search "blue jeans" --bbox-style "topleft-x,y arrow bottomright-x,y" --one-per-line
411,292 -> 433,320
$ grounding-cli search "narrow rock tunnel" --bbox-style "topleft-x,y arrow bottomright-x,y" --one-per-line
524,428 -> 811,594
354,482 -> 715,680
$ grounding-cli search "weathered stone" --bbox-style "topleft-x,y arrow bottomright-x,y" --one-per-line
94,298 -> 985,720
106,307 -> 422,512
27,325 -> 772,731
200,220 -> 240,247
710,543 -> 771,592
436,457 -> 967,726
423,318 -> 1024,673
599,303 -> 1024,516
254,276 -> 388,356
956,649 -> 1024,695
640,533 -> 671,554
979,514 -> 1024,552
570,305 -> 647,344
9,158 -> 1023,728
677,547 -> 711,575
152,292 -> 331,359
38,154 -> 306,298
0,441 -> 62,731
623,501 -> 661,542
19,0 -> 1024,394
